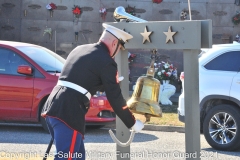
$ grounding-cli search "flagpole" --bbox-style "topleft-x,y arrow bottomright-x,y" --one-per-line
55,30 -> 56,53
188,0 -> 192,20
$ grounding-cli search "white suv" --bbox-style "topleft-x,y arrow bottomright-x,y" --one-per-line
178,42 -> 240,151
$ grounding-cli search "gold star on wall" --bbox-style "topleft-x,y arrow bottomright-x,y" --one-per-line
140,26 -> 153,44
163,26 -> 177,43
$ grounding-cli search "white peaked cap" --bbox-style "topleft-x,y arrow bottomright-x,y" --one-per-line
102,23 -> 133,43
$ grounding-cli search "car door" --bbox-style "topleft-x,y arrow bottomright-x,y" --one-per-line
230,72 -> 240,100
229,51 -> 240,100
0,47 -> 34,120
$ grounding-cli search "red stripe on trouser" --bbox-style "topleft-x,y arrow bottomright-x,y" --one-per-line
68,130 -> 78,160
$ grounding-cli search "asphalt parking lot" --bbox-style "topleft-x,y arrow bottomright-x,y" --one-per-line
0,124 -> 239,160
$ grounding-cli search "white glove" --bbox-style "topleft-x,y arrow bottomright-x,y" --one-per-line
118,76 -> 124,82
132,120 -> 144,132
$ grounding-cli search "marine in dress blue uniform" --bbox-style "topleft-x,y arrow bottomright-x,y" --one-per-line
41,24 -> 144,160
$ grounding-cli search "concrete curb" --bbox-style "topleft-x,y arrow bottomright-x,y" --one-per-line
143,124 -> 185,133
104,124 -> 185,133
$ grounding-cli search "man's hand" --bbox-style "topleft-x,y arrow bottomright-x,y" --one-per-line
132,120 -> 144,132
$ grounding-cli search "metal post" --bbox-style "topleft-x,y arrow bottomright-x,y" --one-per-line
115,50 -> 131,160
188,0 -> 192,20
183,49 -> 200,160
55,30 -> 56,53
108,19 -> 212,160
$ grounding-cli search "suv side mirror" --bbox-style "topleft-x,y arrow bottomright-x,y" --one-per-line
17,65 -> 33,76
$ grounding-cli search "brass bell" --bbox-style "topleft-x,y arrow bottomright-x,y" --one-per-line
127,49 -> 162,122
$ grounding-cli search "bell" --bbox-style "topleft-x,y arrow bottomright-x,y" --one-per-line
127,49 -> 162,122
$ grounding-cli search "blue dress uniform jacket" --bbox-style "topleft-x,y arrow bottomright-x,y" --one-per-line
41,42 -> 136,137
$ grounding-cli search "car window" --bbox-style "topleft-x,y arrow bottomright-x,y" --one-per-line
0,48 -> 29,76
204,51 -> 240,72
16,46 -> 65,73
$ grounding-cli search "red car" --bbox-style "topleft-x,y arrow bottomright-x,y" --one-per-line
0,41 -> 115,131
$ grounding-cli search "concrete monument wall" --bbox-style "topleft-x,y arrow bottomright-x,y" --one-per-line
0,0 -> 239,91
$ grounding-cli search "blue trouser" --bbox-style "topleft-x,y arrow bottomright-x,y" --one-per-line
46,116 -> 85,160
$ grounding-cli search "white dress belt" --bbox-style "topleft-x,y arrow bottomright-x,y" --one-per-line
56,80 -> 91,100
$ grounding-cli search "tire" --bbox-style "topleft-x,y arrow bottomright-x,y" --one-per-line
203,104 -> 240,151
86,125 -> 105,129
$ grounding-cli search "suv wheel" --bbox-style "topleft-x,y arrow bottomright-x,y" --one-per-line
203,104 -> 240,151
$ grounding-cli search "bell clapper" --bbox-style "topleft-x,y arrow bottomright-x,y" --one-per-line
145,113 -> 151,122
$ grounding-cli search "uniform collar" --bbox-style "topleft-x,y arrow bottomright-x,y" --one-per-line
97,41 -> 111,57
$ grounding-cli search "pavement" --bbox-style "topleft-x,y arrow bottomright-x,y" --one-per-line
105,92 -> 185,133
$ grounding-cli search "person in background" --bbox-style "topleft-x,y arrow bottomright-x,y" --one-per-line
41,23 -> 144,160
